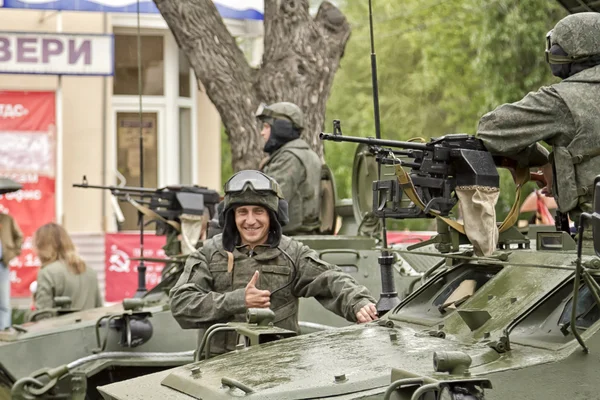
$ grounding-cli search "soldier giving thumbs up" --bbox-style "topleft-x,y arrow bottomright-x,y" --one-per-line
245,271 -> 271,309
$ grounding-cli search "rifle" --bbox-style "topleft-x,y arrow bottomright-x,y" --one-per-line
321,122 -> 500,220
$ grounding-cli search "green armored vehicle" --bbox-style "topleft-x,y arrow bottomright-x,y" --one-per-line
96,120 -> 600,399
1,158 -> 434,399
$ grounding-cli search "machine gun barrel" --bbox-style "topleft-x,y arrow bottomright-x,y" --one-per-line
73,182 -> 156,194
320,133 -> 429,151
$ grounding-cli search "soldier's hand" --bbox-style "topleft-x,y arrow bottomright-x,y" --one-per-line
356,303 -> 378,323
245,271 -> 271,309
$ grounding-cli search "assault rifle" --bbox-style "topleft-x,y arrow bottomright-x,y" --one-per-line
321,120 -> 500,220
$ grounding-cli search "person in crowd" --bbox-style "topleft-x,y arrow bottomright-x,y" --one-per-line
0,212 -> 23,329
33,222 -> 103,310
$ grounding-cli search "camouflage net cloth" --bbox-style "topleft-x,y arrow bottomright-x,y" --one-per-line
456,185 -> 500,257
180,213 -> 210,254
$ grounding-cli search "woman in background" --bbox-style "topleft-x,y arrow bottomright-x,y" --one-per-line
34,223 -> 103,310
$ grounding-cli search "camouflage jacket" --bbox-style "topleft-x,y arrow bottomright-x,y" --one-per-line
35,261 -> 103,310
261,138 -> 322,234
478,65 -> 600,217
169,234 -> 375,355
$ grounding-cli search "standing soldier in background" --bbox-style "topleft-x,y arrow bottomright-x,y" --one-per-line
0,211 -> 23,329
256,102 -> 323,235
478,12 -> 600,234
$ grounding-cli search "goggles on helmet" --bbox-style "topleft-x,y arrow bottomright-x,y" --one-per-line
545,29 -> 592,65
224,170 -> 283,198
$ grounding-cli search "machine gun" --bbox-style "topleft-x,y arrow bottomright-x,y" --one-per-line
321,121 -> 500,221
74,176 -> 221,296
74,175 -> 221,241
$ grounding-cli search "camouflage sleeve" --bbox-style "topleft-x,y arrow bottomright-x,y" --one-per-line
291,245 -> 376,322
34,268 -> 54,310
477,86 -> 575,167
169,250 -> 246,329
262,151 -> 305,203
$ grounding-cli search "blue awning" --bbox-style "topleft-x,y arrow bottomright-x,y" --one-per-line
0,0 -> 264,20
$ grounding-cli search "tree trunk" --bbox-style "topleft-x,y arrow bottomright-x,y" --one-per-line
153,0 -> 350,172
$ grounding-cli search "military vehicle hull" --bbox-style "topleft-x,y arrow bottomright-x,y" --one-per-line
0,293 -> 199,400
97,243 -> 600,400
1,234 -> 433,399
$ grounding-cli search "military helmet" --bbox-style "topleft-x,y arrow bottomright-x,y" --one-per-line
256,102 -> 304,132
546,12 -> 600,64
222,170 -> 285,217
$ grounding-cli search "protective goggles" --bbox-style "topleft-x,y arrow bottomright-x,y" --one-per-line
545,29 -> 592,65
224,170 -> 283,198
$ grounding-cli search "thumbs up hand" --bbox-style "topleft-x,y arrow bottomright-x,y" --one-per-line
245,271 -> 271,308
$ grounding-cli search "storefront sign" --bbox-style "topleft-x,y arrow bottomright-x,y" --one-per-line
104,233 -> 167,302
0,91 -> 56,297
0,32 -> 113,76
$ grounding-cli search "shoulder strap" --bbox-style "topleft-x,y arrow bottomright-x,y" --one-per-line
395,164 -> 529,234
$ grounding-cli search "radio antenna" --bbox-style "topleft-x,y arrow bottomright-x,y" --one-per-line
368,0 -> 400,315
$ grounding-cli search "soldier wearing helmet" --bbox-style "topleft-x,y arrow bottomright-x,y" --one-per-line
256,102 -> 323,235
477,12 -> 600,229
170,170 -> 377,356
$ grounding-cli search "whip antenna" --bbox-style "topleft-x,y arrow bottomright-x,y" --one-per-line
134,0 -> 147,297
368,0 -> 400,315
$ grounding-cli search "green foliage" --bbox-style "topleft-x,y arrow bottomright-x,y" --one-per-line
325,0 -> 566,226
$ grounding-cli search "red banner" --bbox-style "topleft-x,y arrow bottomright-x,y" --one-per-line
0,91 -> 56,297
104,233 -> 167,302
387,231 -> 435,245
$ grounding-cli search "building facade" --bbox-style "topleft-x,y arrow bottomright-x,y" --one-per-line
0,6 -> 263,301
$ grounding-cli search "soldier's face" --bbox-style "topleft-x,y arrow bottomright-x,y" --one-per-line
234,205 -> 270,247
261,123 -> 271,142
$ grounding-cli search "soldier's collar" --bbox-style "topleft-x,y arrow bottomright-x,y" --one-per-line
234,243 -> 280,260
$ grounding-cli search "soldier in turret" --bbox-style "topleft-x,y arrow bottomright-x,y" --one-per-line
170,170 -> 377,356
478,12 -> 600,230
256,102 -> 323,235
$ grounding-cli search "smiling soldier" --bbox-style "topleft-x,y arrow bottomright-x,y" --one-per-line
169,170 -> 377,355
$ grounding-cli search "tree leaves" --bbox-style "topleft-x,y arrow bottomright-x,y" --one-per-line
326,0 -> 566,222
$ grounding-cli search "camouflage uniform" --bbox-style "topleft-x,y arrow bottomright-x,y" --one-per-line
261,138 -> 322,234
257,102 -> 322,235
478,13 -> 600,222
170,170 -> 375,355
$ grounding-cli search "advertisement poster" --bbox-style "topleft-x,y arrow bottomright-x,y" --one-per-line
104,232 -> 167,302
0,91 -> 56,297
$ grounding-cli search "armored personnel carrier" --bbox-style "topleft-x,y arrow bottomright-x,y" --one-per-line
2,158 -> 434,399
96,128 -> 600,399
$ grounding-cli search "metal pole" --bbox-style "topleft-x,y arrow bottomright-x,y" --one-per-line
368,0 -> 400,314
134,0 -> 147,297
56,12 -> 64,225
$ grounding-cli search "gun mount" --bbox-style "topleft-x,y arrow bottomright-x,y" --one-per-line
74,176 -> 221,241
321,123 -> 500,220
74,177 -> 221,296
